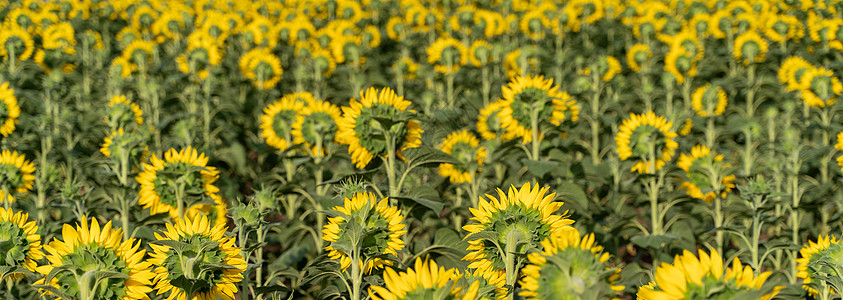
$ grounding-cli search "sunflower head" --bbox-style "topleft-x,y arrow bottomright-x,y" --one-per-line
615,111 -> 678,174
438,130 -> 486,184
520,8 -> 552,40
392,57 -> 420,79
0,208 -> 42,280
519,227 -> 623,299
469,40 -> 494,67
796,235 -> 843,296
0,150 -> 35,204
498,75 -> 579,143
477,99 -> 517,141
322,191 -> 406,273
291,99 -> 342,158
664,46 -> 698,84
0,26 -> 34,61
337,87 -> 423,168
677,145 -> 736,203
149,214 -> 246,300
100,127 -> 148,162
239,47 -> 283,90
462,183 -> 574,286
596,55 -> 622,82
260,93 -> 310,152
800,67 -> 842,108
136,146 -> 224,223
426,36 -> 469,74
691,84 -> 728,117
176,31 -> 223,80
627,43 -> 651,73
0,82 -> 20,137
734,31 -> 768,65
778,56 -> 814,92
369,257 -> 481,300
105,95 -> 144,132
638,248 -> 782,299
121,39 -> 156,66
34,217 -> 154,300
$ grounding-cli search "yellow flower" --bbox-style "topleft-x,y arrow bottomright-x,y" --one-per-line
41,22 -> 76,53
519,227 -> 624,299
386,16 -> 408,42
520,7 -> 552,40
0,207 -> 42,281
0,150 -> 35,204
778,56 -> 813,92
691,84 -> 728,117
310,45 -> 337,77
762,14 -> 803,43
106,94 -> 144,129
438,130 -> 486,184
239,47 -> 283,90
121,39 -> 156,65
369,257 -> 481,300
427,36 -> 469,74
0,82 -> 20,137
477,99 -> 517,141
291,99 -> 343,157
337,87 -> 423,168
679,118 -> 693,136
260,93 -> 309,152
176,31 -> 224,80
799,67 -> 843,108
627,43 -> 651,73
329,33 -> 363,65
664,46 -> 698,84
150,214 -> 246,300
734,30 -> 768,65
468,40 -> 493,67
136,147 -> 225,224
796,235 -> 843,296
0,26 -> 34,60
151,10 -> 186,41
392,56 -> 419,79
34,217 -> 154,300
322,192 -> 406,273
503,48 -> 523,78
836,130 -> 843,172
462,183 -> 574,288
615,111 -> 678,174
498,75 -> 579,143
638,248 -> 781,299
600,55 -> 621,82
110,56 -> 137,78
676,145 -> 737,203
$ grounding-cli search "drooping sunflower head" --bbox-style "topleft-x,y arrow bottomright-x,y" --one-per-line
469,40 -> 494,67
519,227 -> 624,299
34,217 -> 154,300
671,29 -> 705,61
100,127 -> 148,162
0,207 -> 42,280
322,191 -> 406,273
734,30 -> 768,65
462,183 -> 574,286
337,87 -> 423,169
176,31 -> 224,80
627,43 -> 652,73
239,47 -> 283,90
150,214 -> 246,300
0,150 -> 35,204
691,83 -> 728,117
292,99 -> 342,158
664,46 -> 698,84
778,56 -> 813,92
0,25 -> 34,61
763,14 -> 803,43
328,33 -> 363,65
426,36 -> 469,74
369,257 -> 481,300
597,55 -> 622,82
498,75 -> 579,143
0,82 -> 20,137
520,7 -> 552,40
676,145 -> 736,203
615,111 -> 679,174
110,56 -> 136,79
120,39 -> 156,66
136,146 -> 223,223
796,235 -> 843,296
438,130 -> 486,184
392,56 -> 419,79
799,67 -> 842,109
41,22 -> 76,53
638,248 -> 782,299
260,93 -> 310,152
476,99 -> 517,142
105,94 -> 144,131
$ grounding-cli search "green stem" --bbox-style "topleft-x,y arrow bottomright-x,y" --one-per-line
531,104 -> 541,161
504,231 -> 519,300
78,271 -> 95,300
238,225 -> 250,300
176,182 -> 185,220
705,118 -> 716,149
385,131 -> 398,197
350,250 -> 361,300
590,76 -> 601,163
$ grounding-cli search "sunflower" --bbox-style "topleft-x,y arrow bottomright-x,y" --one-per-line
110,56 -> 137,78
260,94 -> 308,152
477,99 -> 517,141
151,11 -> 186,41
836,131 -> 843,172
615,111 -> 678,174
329,33 -> 363,65
136,147 -> 224,224
599,55 -> 622,82
121,39 -> 156,65
386,16 -> 408,42
337,87 -> 423,168
762,14 -> 803,43
462,183 -> 574,288
322,191 -> 406,273
291,99 -> 342,157
0,26 -> 34,61
149,214 -> 246,300
679,118 -> 694,136
0,82 -> 20,137
503,48 -> 523,78
34,217 -> 154,300
239,47 -> 283,90
105,94 -> 144,130
498,75 -> 579,143
799,67 -> 843,108
310,45 -> 337,77
0,207 -> 42,280
519,227 -> 624,299
41,22 -> 76,53
670,29 -> 705,62
392,57 -> 419,80
468,40 -> 493,67
0,150 -> 35,204
638,248 -> 781,299
176,31 -> 224,80
691,84 -> 728,117
734,30 -> 768,65
427,36 -> 469,74
627,43 -> 651,73
664,46 -> 698,84
369,257 -> 481,300
520,7 -> 552,40
439,130 -> 486,184
778,56 -> 813,92
797,235 -> 843,296
676,145 -> 737,203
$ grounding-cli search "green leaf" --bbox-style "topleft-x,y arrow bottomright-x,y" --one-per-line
555,180 -> 588,212
253,284 -> 292,295
32,285 -> 76,300
95,270 -> 131,281
402,146 -> 461,167
170,275 -> 212,298
521,159 -> 559,178
150,239 -> 194,253
43,265 -> 76,285
630,234 -> 679,249
463,231 -> 499,242
393,196 -> 444,214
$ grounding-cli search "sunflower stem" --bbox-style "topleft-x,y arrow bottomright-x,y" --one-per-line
78,270 -> 95,300
350,249 -> 362,300
384,131 -> 398,197
590,74 -> 601,163
176,182 -> 186,220
530,101 -> 541,161
238,224 -> 251,300
481,65 -> 491,107
504,230 -> 520,300
705,118 -> 716,149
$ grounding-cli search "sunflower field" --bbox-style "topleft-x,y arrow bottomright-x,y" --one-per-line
7,0 -> 843,299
